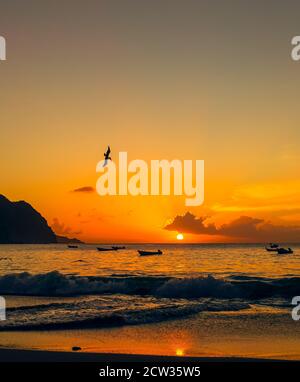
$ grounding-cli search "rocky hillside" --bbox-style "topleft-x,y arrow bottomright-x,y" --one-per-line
0,195 -> 57,244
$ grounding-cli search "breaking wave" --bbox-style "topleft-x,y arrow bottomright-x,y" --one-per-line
0,271 -> 299,299
0,271 -> 296,331
0,295 -> 248,331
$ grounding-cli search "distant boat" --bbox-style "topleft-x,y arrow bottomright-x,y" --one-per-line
97,246 -> 125,252
265,247 -> 279,252
265,243 -> 280,251
68,245 -> 78,249
138,250 -> 162,256
277,248 -> 293,254
97,247 -> 118,252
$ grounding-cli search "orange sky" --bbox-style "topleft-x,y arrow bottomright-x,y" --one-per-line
1,1 -> 300,243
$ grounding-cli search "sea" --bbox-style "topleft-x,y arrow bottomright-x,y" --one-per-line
0,243 -> 300,359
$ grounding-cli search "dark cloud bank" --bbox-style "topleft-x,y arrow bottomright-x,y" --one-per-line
165,212 -> 300,242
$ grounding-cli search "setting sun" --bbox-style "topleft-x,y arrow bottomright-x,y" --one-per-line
176,233 -> 184,241
176,349 -> 185,356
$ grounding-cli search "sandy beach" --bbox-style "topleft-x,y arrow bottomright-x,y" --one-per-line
1,307 -> 300,362
0,348 -> 276,362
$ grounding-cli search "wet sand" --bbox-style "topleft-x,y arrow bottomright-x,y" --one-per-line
0,348 -> 272,362
1,310 -> 300,361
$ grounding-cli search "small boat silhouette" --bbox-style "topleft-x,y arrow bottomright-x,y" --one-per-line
112,246 -> 126,250
68,245 -> 78,249
97,247 -> 117,252
265,243 -> 280,251
138,250 -> 162,256
277,247 -> 293,254
265,247 -> 279,252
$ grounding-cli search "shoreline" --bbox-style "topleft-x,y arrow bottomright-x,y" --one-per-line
0,348 -> 286,362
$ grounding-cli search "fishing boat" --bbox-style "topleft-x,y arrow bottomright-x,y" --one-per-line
265,243 -> 280,251
68,245 -> 78,249
277,248 -> 293,254
138,249 -> 162,256
97,247 -> 117,252
265,247 -> 279,252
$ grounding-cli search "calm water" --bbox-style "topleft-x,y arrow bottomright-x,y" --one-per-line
0,243 -> 299,278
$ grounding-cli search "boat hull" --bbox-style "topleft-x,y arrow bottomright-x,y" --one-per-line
277,249 -> 293,254
138,250 -> 162,256
265,247 -> 278,252
97,247 -> 117,252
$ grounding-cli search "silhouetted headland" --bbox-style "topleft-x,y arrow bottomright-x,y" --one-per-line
0,194 -> 82,244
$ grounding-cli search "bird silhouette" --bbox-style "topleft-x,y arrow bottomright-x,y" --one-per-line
103,146 -> 112,167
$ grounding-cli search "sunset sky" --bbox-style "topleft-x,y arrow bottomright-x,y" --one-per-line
1,0 -> 300,243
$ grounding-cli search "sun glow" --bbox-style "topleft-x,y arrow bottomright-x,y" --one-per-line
176,233 -> 184,240
176,348 -> 185,356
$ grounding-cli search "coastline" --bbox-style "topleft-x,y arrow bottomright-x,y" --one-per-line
0,348 -> 282,362
1,245 -> 300,362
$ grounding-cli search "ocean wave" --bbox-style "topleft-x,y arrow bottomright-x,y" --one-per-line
156,276 -> 238,298
0,271 -> 295,331
0,271 -> 299,300
0,295 -> 248,331
0,271 -> 168,296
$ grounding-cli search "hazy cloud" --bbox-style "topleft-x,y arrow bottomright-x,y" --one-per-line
72,186 -> 95,193
212,180 -> 300,213
52,218 -> 81,236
